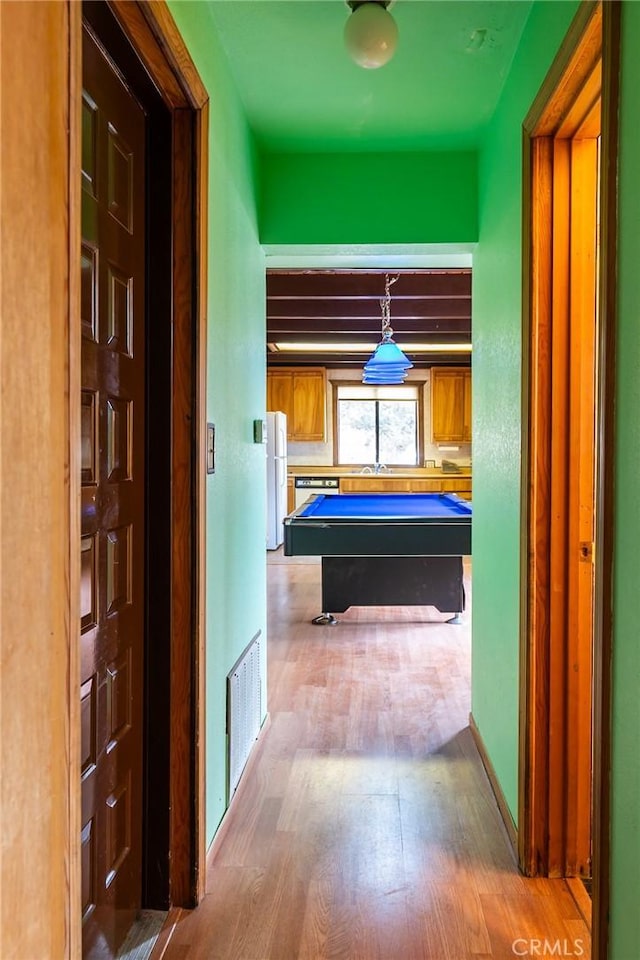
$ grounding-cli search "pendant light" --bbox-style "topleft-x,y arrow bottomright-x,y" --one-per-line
362,275 -> 413,384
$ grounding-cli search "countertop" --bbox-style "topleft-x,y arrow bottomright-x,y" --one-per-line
287,465 -> 472,479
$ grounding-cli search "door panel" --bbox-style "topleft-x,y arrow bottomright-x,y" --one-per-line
566,135 -> 598,874
81,24 -> 146,958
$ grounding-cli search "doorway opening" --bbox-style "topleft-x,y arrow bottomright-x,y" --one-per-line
520,2 -> 620,957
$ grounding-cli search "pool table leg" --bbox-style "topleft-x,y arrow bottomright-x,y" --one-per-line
312,612 -> 338,626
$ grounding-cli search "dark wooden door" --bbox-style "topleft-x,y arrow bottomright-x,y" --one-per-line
81,24 -> 146,957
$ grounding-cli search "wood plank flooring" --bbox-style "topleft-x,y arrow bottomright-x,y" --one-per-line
154,557 -> 590,960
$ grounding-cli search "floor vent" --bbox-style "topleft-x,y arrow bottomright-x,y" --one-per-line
227,630 -> 262,798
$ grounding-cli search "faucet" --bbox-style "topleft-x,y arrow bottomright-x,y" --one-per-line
360,465 -> 373,474
374,463 -> 388,474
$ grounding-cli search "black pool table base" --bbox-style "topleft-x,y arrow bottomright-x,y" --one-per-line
311,555 -> 466,626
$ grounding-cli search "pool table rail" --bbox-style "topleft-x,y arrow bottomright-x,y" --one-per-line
284,492 -> 472,558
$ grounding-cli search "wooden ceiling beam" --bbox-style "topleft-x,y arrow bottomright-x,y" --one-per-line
266,353 -> 471,368
267,270 -> 471,299
267,322 -> 471,343
267,299 -> 470,321
268,322 -> 470,338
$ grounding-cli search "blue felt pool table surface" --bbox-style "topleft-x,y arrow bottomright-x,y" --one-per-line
295,492 -> 472,521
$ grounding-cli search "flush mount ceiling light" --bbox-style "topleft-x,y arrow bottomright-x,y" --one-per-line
344,1 -> 398,69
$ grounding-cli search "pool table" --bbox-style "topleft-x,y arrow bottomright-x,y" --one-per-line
283,492 -> 472,625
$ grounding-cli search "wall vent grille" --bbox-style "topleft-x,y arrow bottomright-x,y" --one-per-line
227,631 -> 262,798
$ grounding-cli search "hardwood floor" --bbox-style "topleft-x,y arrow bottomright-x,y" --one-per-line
153,557 -> 591,960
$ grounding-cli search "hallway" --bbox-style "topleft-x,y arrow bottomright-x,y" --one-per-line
155,558 -> 590,960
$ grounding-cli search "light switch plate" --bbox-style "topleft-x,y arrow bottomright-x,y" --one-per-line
253,418 -> 267,444
207,423 -> 215,473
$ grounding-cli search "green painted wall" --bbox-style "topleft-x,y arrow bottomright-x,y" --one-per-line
167,1 -> 267,843
260,151 -> 478,245
610,3 -> 640,955
471,0 -> 579,821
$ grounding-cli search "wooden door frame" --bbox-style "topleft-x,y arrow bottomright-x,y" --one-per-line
519,1 -> 620,956
70,1 -> 208,946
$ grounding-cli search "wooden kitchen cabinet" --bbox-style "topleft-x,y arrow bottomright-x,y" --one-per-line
412,476 -> 471,498
267,370 -> 293,420
431,367 -> 472,443
463,369 -> 472,442
340,478 -> 412,493
410,479 -> 444,493
340,475 -> 471,497
292,369 -> 326,441
267,367 -> 326,442
442,477 -> 472,500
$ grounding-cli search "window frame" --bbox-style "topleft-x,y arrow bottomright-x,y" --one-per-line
331,378 -> 426,467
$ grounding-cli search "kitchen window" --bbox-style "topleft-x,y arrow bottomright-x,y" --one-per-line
334,383 -> 421,466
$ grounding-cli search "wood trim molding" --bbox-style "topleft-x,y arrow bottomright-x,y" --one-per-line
68,2 -> 83,954
139,1 -> 209,109
524,1 -> 601,136
519,133 -> 554,877
108,0 -> 208,110
591,3 -> 621,953
518,123 -> 533,872
107,0 -> 185,106
169,106 -> 198,907
194,100 -> 210,902
469,715 -> 518,860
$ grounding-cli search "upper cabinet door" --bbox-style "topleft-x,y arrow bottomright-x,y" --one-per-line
267,370 -> 294,422
292,369 -> 326,441
431,368 -> 471,443
462,368 -> 472,442
267,367 -> 326,442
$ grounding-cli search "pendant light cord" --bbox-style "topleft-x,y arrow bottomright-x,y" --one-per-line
381,274 -> 400,341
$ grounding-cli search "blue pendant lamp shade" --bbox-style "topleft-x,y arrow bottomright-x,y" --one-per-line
362,275 -> 413,384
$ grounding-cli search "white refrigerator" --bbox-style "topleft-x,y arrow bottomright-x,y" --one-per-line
266,411 -> 288,550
